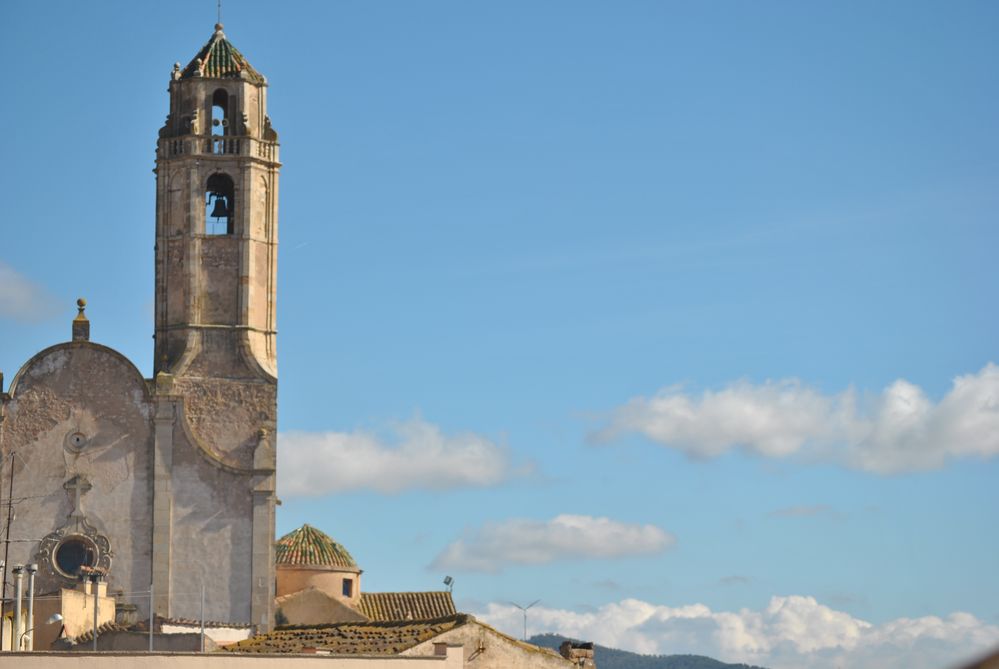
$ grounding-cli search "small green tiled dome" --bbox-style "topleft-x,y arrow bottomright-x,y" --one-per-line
275,524 -> 357,569
181,24 -> 265,84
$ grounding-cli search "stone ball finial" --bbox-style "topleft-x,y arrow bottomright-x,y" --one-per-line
77,298 -> 87,313
215,23 -> 224,33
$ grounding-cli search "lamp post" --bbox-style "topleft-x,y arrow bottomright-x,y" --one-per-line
508,600 -> 540,641
19,613 -> 62,651
442,576 -> 453,594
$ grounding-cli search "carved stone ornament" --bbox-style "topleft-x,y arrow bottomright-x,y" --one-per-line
34,515 -> 113,584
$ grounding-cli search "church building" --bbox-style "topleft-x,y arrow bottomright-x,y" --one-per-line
0,23 -> 279,632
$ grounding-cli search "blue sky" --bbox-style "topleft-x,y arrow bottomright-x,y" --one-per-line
1,2 -> 997,667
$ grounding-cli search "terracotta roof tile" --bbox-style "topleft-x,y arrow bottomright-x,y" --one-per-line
276,524 -> 357,569
181,24 -> 265,84
359,591 -> 457,622
224,615 -> 469,655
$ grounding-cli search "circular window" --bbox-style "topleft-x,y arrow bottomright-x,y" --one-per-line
54,536 -> 97,577
64,432 -> 89,452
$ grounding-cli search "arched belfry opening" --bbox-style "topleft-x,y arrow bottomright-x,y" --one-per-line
211,88 -> 229,137
205,172 -> 235,235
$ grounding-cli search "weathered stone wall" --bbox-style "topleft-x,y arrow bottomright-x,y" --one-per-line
200,237 -> 240,324
0,343 -> 153,608
168,424 -> 255,623
404,621 -> 574,669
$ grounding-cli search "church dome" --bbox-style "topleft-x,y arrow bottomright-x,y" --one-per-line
180,23 -> 265,83
276,524 -> 357,569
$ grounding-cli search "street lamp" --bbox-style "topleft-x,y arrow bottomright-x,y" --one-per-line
443,576 -> 453,593
19,613 -> 62,651
508,599 -> 540,641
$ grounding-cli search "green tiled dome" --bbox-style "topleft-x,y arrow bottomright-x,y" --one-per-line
276,524 -> 357,569
181,24 -> 265,84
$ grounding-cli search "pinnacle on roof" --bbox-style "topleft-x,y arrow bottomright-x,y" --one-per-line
180,23 -> 265,84
276,524 -> 357,569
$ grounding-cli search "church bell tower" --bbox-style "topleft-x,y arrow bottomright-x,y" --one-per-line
152,23 -> 279,630
155,22 -> 279,380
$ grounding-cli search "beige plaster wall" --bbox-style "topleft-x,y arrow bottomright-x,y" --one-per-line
404,621 -> 573,669
276,568 -> 361,606
31,584 -> 116,651
275,587 -> 367,625
0,647 -> 463,669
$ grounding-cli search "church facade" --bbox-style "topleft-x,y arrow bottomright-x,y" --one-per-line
0,24 -> 279,631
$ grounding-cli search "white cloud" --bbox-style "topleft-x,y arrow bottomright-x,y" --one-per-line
0,261 -> 59,322
595,364 -> 999,473
476,596 -> 999,669
277,417 -> 515,496
431,514 -> 674,572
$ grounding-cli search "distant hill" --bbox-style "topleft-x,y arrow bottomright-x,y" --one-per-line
528,633 -> 768,669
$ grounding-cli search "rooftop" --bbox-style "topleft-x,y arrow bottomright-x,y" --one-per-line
180,24 -> 265,84
359,592 -> 457,622
276,524 -> 358,569
223,615 -> 469,655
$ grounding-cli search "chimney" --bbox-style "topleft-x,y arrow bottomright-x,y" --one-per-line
72,298 -> 90,342
560,640 -> 596,668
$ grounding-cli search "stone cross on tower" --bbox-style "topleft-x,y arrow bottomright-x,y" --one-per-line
64,475 -> 92,519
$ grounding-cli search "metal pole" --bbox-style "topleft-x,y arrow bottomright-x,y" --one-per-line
200,584 -> 205,652
25,564 -> 36,651
12,565 -> 23,650
1,452 -> 15,633
92,575 -> 99,652
149,583 -> 154,652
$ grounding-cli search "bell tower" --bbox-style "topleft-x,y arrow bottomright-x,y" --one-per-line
155,22 -> 279,379
151,24 -> 279,630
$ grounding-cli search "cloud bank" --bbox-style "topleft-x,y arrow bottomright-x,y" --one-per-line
278,417 -> 514,496
478,596 -> 999,669
0,261 -> 59,322
431,514 -> 674,572
595,364 -> 999,473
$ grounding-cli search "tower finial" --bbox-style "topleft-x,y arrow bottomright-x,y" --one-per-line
217,0 -> 223,26
72,298 -> 90,342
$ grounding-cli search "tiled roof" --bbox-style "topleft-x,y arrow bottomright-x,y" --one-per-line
181,24 -> 265,84
359,591 -> 457,622
157,615 -> 252,630
224,615 -> 469,655
71,621 -> 125,644
276,524 -> 357,569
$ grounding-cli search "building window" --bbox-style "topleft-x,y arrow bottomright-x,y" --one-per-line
54,536 -> 98,577
342,578 -> 353,598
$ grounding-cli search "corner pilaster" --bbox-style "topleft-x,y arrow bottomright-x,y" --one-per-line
250,427 -> 276,632
151,376 -> 177,617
